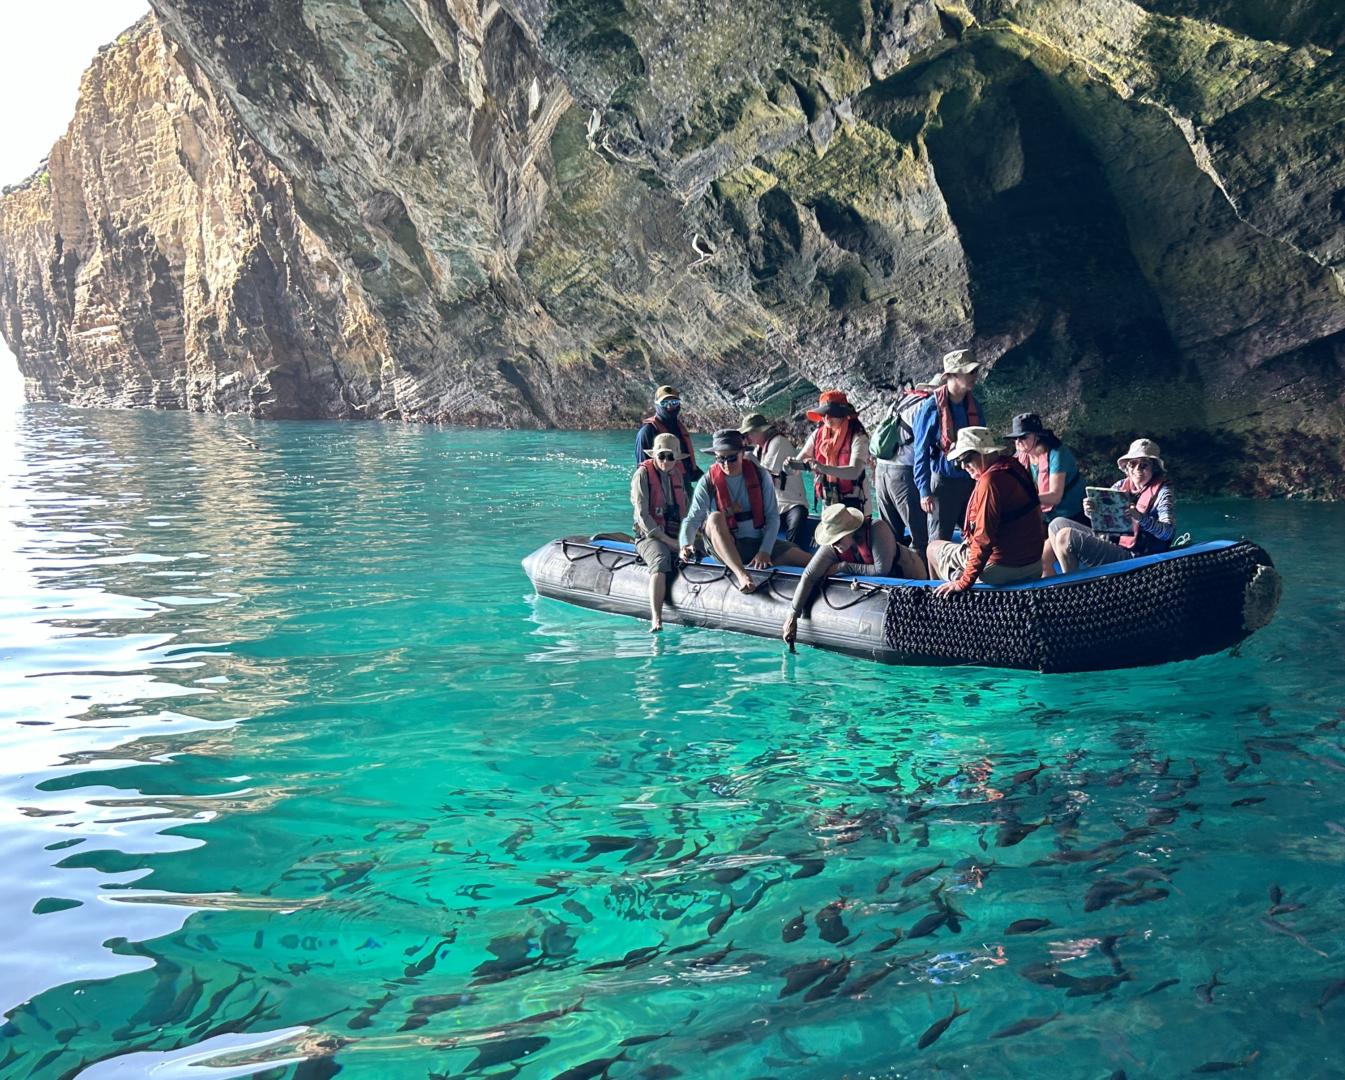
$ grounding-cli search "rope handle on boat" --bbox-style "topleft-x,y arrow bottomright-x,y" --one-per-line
560,539 -> 600,563
821,579 -> 885,610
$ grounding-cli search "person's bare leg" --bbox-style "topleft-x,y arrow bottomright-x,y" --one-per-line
1039,536 -> 1057,578
705,511 -> 753,591
774,544 -> 813,568
1053,528 -> 1079,575
648,573 -> 666,631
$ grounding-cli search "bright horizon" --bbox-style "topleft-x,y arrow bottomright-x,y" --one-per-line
0,1 -> 150,406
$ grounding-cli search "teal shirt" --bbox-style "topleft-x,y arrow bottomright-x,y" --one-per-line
1030,445 -> 1085,522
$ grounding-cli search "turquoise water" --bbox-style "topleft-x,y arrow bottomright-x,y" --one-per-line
1,405 -> 1342,1080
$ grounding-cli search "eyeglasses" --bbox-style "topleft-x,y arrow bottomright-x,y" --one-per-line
656,452 -> 676,462
716,453 -> 739,464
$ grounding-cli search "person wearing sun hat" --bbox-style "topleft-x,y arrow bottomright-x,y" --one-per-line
1048,437 -> 1176,575
874,376 -> 941,558
740,411 -> 809,546
634,384 -> 702,490
794,389 -> 872,514
928,427 -> 1046,594
781,503 -> 926,646
1009,412 -> 1086,527
678,429 -> 810,594
631,432 -> 692,631
911,348 -> 985,542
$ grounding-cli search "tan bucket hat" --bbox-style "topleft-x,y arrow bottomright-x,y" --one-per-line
814,504 -> 867,548
1117,437 -> 1165,472
739,411 -> 771,434
643,432 -> 688,460
948,426 -> 1008,464
940,348 -> 980,377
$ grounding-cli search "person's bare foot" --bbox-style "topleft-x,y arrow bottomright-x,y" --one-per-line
736,575 -> 756,594
649,621 -> 663,633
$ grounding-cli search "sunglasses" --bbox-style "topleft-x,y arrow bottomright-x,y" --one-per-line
716,453 -> 740,464
1124,459 -> 1152,469
656,452 -> 677,462
660,398 -> 681,408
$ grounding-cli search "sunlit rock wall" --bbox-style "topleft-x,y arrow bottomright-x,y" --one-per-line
1,2 -> 1343,495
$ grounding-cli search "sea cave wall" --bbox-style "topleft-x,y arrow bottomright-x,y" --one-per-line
1,0 -> 1343,496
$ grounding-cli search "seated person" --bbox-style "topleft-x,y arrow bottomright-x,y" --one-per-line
679,429 -> 810,593
1009,412 -> 1086,525
929,427 -> 1046,595
741,411 -> 809,546
782,504 -> 926,645
630,432 -> 689,632
1048,438 -> 1175,574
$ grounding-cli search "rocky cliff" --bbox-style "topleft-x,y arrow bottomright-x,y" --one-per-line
2,1 -> 1343,496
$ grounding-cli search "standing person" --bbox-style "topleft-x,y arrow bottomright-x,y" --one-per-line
782,505 -> 926,646
873,378 -> 939,558
740,412 -> 809,546
1048,438 -> 1176,575
912,349 -> 984,541
928,427 -> 1045,594
796,390 -> 871,514
1009,412 -> 1086,526
679,430 -> 810,594
634,385 -> 703,489
630,433 -> 690,632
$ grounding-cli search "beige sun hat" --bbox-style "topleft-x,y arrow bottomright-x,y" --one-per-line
1117,437 -> 1165,472
940,348 -> 980,377
814,504 -> 867,548
739,411 -> 772,434
948,426 -> 1008,464
643,432 -> 688,460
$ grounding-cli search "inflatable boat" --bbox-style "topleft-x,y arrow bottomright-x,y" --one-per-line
522,536 -> 1280,673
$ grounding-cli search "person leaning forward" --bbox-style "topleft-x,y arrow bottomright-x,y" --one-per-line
782,504 -> 927,646
929,427 -> 1045,595
912,348 -> 984,541
679,429 -> 810,593
631,432 -> 690,632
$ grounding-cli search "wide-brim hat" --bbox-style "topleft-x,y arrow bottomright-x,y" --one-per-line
643,432 -> 688,460
739,411 -> 771,434
701,428 -> 746,456
948,425 -> 1008,464
940,348 -> 980,378
654,384 -> 681,402
1117,437 -> 1165,472
807,389 -> 856,422
1008,412 -> 1053,440
814,504 -> 866,548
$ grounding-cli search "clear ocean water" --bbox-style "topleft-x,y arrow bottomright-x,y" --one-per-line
1,404 -> 1342,1080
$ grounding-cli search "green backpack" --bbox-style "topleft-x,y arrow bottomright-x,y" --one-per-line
872,388 -> 932,460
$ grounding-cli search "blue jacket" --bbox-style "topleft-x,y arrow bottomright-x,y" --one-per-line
911,393 -> 979,498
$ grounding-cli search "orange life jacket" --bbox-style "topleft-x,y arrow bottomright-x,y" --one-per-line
639,458 -> 687,532
709,460 -> 765,530
935,384 -> 982,455
812,418 -> 865,506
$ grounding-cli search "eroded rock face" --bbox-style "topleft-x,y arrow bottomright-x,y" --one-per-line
1,1 -> 1342,496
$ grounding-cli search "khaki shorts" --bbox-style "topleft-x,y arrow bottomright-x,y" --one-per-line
930,541 -> 1042,585
635,535 -> 676,575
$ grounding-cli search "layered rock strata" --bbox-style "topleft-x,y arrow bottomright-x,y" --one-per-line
1,1 -> 1342,496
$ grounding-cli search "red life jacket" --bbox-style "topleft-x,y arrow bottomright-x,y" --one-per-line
935,384 -> 982,455
812,418 -> 866,506
962,458 -> 1045,541
833,520 -> 875,565
1117,478 -> 1166,551
709,460 -> 765,530
643,414 -> 698,472
639,458 -> 687,532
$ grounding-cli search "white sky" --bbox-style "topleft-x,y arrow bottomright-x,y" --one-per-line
0,1 -> 150,404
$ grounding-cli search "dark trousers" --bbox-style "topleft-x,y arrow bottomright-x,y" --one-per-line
928,472 -> 973,542
875,463 -> 927,551
780,504 -> 809,547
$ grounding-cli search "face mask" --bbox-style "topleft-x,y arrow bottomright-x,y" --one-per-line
657,400 -> 681,418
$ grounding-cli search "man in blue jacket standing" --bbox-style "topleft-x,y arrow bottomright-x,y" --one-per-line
912,349 -> 984,542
